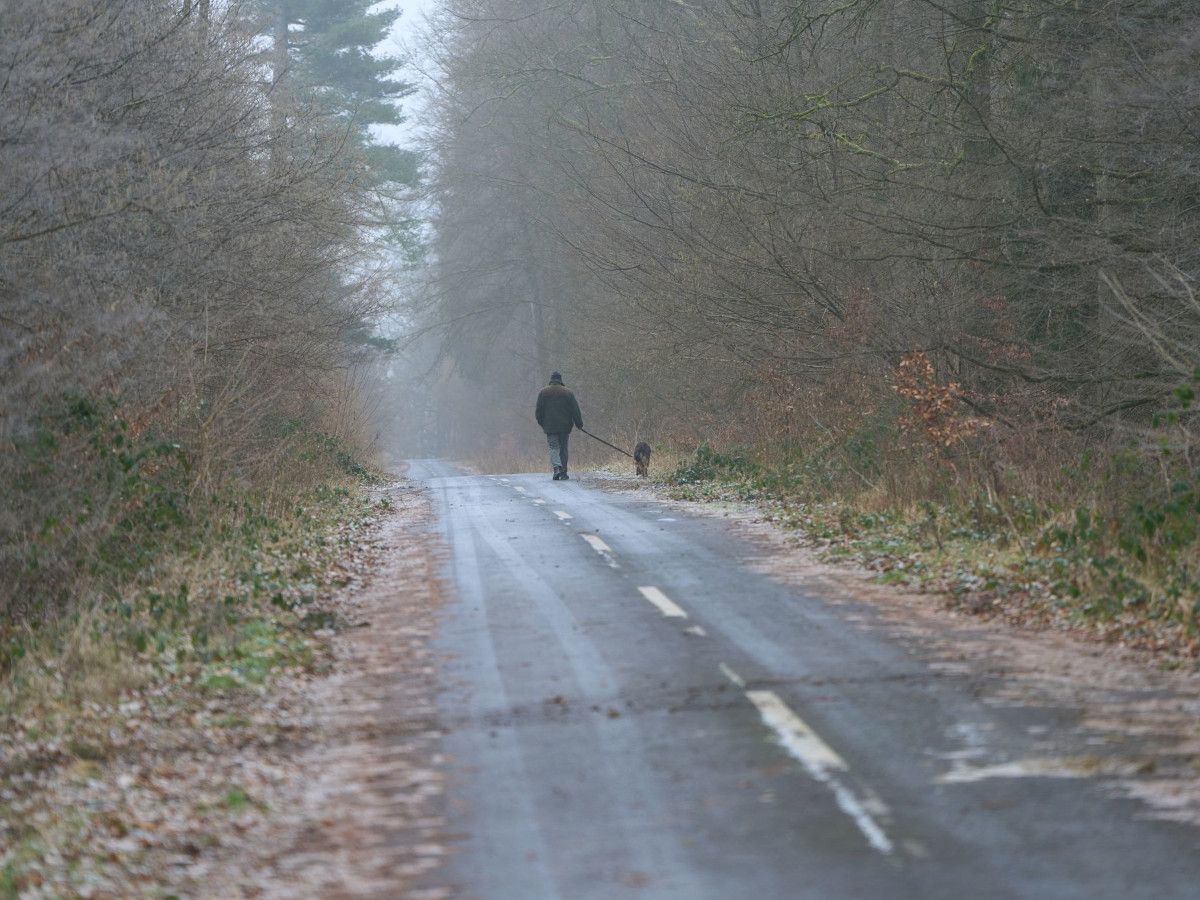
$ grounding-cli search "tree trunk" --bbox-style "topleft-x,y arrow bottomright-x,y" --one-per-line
960,0 -> 993,167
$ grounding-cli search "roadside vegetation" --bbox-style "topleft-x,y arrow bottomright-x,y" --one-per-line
0,455 -> 390,897
1,0 -> 413,686
1,1 -> 415,893
664,422 -> 1200,662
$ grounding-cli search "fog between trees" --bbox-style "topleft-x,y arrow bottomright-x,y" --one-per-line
408,0 -> 1200,484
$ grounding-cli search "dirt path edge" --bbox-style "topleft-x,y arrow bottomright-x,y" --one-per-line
195,480 -> 451,900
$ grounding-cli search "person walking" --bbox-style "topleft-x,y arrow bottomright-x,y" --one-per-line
535,371 -> 583,480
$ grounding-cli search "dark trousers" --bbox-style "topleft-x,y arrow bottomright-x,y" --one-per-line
547,432 -> 570,470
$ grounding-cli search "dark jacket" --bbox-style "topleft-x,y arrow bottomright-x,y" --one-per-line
535,379 -> 583,435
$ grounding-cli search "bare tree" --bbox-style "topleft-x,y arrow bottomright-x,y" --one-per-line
413,0 -> 1200,484
0,0 -> 398,623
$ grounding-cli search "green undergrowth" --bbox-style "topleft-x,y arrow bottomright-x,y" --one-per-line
668,443 -> 1200,661
0,392 -> 392,714
1,488 -> 385,712
0,395 -> 397,896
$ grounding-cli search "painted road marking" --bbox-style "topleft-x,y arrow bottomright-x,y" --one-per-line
581,534 -> 618,568
746,690 -> 847,771
581,534 -> 611,553
683,625 -> 707,637
514,486 -> 527,493
553,510 -> 573,521
935,757 -> 1110,784
637,586 -> 688,618
719,663 -> 746,688
746,690 -> 894,856
532,499 -> 546,505
499,478 -> 510,483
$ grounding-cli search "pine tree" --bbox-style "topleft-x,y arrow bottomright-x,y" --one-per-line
262,0 -> 417,186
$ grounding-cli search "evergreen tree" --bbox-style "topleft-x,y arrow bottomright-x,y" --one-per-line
263,0 -> 418,187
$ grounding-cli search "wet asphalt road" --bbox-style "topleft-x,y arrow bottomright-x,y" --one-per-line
409,460 -> 1200,899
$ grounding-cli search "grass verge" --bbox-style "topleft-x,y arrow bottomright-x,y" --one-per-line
662,444 -> 1200,665
0,416 -> 396,897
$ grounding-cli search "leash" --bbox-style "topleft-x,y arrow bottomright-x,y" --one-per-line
579,427 -> 634,458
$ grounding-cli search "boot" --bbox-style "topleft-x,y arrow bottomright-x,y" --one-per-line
560,468 -> 569,480
552,466 -> 563,480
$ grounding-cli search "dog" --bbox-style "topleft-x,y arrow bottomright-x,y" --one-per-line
633,441 -> 651,477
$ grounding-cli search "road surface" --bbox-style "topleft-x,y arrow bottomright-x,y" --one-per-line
408,460 -> 1200,899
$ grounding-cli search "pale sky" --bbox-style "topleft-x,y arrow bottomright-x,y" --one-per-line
371,0 -> 436,146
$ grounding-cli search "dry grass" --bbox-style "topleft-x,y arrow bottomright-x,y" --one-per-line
2,611 -> 147,717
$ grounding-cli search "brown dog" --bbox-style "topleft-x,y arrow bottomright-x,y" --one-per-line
633,441 -> 651,477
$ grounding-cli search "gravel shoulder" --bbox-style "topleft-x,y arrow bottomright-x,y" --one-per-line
196,481 -> 451,899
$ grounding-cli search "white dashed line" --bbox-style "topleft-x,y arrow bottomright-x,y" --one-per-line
683,625 -> 707,637
532,499 -> 546,505
553,510 -> 573,521
499,478 -> 510,483
746,690 -> 894,855
746,690 -> 847,771
719,663 -> 746,688
580,534 -> 618,567
514,486 -> 527,493
581,534 -> 611,553
637,586 -> 688,618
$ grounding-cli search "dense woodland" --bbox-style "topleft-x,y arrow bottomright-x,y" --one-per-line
5,1 -> 1200,643
407,0 -> 1200,628
0,0 -> 413,641
418,0 -> 1200,451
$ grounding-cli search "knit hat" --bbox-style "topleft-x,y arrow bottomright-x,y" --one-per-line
550,370 -> 562,382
